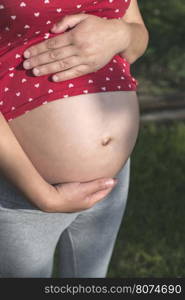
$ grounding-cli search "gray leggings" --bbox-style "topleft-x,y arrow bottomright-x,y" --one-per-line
0,158 -> 130,278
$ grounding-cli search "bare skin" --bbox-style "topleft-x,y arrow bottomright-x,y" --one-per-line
0,109 -> 118,213
9,91 -> 139,184
8,90 -> 139,213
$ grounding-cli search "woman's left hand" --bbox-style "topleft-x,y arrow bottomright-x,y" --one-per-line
23,13 -> 127,82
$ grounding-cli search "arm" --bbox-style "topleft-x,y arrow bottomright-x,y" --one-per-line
117,0 -> 149,64
0,112 -> 53,210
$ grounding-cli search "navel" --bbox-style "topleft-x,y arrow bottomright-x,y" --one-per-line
101,136 -> 112,146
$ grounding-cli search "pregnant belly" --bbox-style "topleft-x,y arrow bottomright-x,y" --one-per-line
9,91 -> 140,184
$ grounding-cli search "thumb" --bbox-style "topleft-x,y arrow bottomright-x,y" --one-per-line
50,13 -> 89,33
81,178 -> 118,196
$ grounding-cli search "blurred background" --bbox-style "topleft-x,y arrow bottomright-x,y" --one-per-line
108,0 -> 185,277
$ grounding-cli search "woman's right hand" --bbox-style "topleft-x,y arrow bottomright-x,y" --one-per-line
41,178 -> 118,213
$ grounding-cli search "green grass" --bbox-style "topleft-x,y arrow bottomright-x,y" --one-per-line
108,121 -> 185,277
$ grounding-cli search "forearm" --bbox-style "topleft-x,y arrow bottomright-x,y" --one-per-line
115,19 -> 149,64
0,112 -> 52,209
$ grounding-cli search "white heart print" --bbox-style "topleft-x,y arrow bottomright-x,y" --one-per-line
20,2 -> 26,7
56,8 -> 62,13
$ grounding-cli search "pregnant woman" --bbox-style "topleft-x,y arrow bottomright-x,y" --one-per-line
0,0 -> 148,277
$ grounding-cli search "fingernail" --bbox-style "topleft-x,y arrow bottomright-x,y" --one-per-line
33,68 -> 40,75
24,50 -> 30,58
23,61 -> 30,69
52,75 -> 59,82
105,179 -> 114,186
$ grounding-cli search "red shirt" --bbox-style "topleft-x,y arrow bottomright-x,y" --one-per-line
0,0 -> 137,122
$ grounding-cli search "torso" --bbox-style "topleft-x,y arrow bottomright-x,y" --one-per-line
1,0 -> 139,184
9,91 -> 140,184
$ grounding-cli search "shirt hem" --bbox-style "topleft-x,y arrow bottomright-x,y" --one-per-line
4,81 -> 137,122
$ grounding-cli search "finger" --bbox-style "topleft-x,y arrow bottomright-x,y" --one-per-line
88,186 -> 114,205
81,178 -> 116,197
31,56 -> 84,77
52,64 -> 90,82
23,32 -> 72,58
23,45 -> 76,70
51,13 -> 89,34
